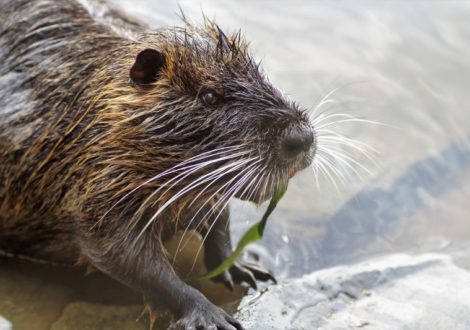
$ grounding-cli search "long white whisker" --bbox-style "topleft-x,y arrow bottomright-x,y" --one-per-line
309,82 -> 386,191
92,146 -> 244,230
188,163 -> 259,272
134,156 -> 257,243
115,146 -> 242,206
316,118 -> 391,130
172,160 -> 261,264
312,113 -> 360,126
187,161 -> 261,241
319,140 -> 379,168
309,87 -> 340,116
178,163 -> 261,260
258,168 -> 273,205
310,164 -> 320,190
245,165 -> 268,203
318,149 -> 364,181
315,156 -> 340,192
320,146 -> 374,176
132,151 -> 251,220
319,135 -> 378,153
236,164 -> 265,202
316,150 -> 348,185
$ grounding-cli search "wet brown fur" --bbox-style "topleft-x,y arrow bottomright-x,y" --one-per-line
0,0 -> 314,328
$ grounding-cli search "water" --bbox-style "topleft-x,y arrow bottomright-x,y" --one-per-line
3,0 -> 470,328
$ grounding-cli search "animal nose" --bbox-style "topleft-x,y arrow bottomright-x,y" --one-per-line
280,129 -> 314,160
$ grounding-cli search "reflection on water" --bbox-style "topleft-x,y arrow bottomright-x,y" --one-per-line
3,0 -> 470,327
318,141 -> 470,268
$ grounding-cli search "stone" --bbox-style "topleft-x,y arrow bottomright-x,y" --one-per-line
0,317 -> 11,330
236,253 -> 470,330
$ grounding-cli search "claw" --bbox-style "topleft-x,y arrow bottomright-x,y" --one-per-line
231,264 -> 258,290
210,259 -> 276,291
221,271 -> 235,291
169,299 -> 244,330
244,263 -> 277,284
244,270 -> 258,290
84,264 -> 97,276
141,297 -> 160,330
213,270 -> 235,291
226,315 -> 244,330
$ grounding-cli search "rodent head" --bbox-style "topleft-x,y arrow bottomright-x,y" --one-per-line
119,20 -> 315,204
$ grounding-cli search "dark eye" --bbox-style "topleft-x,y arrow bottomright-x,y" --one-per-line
201,90 -> 221,106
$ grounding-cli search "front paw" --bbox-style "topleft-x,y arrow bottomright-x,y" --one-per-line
170,300 -> 243,330
214,260 -> 276,291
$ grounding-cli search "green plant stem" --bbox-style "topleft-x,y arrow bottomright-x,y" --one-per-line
191,185 -> 287,281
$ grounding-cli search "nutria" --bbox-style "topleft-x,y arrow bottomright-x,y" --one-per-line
0,0 -> 315,328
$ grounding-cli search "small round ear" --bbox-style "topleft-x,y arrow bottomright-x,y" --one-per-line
130,48 -> 166,85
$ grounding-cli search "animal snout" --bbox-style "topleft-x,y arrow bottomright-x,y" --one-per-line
280,128 -> 315,160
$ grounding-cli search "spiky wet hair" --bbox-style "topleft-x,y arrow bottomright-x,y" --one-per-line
137,17 -> 285,107
162,21 -> 253,90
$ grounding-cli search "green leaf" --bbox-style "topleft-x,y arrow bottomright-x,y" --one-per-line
191,184 -> 287,281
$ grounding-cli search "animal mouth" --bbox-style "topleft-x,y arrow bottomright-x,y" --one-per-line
288,170 -> 299,179
218,125 -> 316,205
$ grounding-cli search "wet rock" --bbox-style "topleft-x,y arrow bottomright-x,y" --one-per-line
236,253 -> 470,330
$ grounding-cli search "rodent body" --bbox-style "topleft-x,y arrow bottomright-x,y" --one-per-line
0,1 -> 315,329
